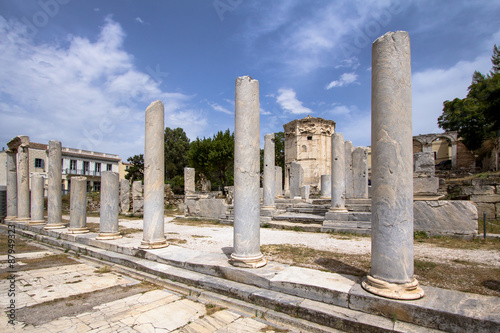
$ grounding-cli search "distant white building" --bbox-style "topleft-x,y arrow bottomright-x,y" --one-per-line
0,141 -> 121,194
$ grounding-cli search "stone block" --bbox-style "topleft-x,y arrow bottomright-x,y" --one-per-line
413,200 -> 477,237
469,194 -> 500,203
300,185 -> 310,200
184,197 -> 227,220
462,185 -> 495,196
414,152 -> 435,177
474,202 -> 496,220
413,177 -> 439,195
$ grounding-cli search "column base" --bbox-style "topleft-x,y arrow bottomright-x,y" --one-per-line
4,216 -> 17,223
229,253 -> 267,268
16,217 -> 30,223
96,232 -> 122,240
68,227 -> 90,234
44,223 -> 66,229
29,220 -> 46,225
361,275 -> 424,300
139,239 -> 168,249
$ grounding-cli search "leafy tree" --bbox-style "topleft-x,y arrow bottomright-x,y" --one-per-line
438,45 -> 500,151
124,154 -> 144,182
187,129 -> 234,188
164,127 -> 190,180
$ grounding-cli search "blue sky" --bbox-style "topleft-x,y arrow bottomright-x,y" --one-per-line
0,1 -> 499,160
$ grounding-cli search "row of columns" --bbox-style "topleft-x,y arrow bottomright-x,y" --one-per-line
3,31 -> 422,301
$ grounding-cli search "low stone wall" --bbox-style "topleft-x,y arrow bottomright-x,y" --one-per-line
184,191 -> 229,220
414,200 -> 478,238
447,178 -> 500,220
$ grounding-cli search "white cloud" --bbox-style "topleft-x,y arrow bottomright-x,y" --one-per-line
0,16 -> 207,159
260,107 -> 272,115
325,72 -> 358,89
276,88 -> 312,115
209,102 -> 233,115
328,105 -> 352,116
135,17 -> 144,24
412,54 -> 492,136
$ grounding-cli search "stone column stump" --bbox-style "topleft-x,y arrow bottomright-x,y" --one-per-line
69,176 -> 89,234
30,173 -> 45,225
97,171 -> 121,240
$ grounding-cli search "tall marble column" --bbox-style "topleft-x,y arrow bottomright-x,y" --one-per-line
230,76 -> 266,268
320,175 -> 331,198
184,167 -> 195,195
69,176 -> 89,233
262,133 -> 275,212
352,147 -> 369,199
120,179 -> 130,214
30,174 -> 45,225
45,140 -> 65,229
140,100 -> 167,249
362,31 -> 424,300
16,136 -> 30,222
289,161 -> 303,199
345,140 -> 354,199
5,150 -> 17,221
97,171 -> 121,239
275,166 -> 283,197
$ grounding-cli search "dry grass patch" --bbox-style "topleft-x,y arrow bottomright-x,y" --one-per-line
173,217 -> 226,227
262,244 -> 500,297
415,235 -> 500,251
166,238 -> 187,245
205,303 -> 226,316
0,233 -> 44,255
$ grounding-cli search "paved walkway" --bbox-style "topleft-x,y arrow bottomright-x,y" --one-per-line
0,237 -> 290,332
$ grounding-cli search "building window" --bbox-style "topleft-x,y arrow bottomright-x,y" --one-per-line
307,136 -> 313,141
70,160 -> 77,171
35,158 -> 44,168
125,166 -> 129,170
83,161 -> 89,174
87,181 -> 92,192
106,163 -> 112,171
93,181 -> 101,192
95,163 -> 101,173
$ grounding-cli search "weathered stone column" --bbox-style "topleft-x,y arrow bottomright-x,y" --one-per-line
120,179 -> 130,214
184,167 -> 195,195
289,161 -> 303,199
330,133 -> 347,212
140,100 -> 167,249
30,173 -> 45,225
262,133 -> 275,213
362,31 -> 424,300
230,76 -> 266,268
5,150 -> 17,221
345,140 -> 354,199
275,166 -> 283,197
16,136 -> 30,222
451,142 -> 458,169
132,180 -> 143,214
320,175 -> 331,198
45,140 -> 65,229
352,147 -> 369,199
97,171 -> 121,239
69,176 -> 89,233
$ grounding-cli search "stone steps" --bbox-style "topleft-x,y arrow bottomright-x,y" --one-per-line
321,221 -> 372,235
272,212 -> 325,224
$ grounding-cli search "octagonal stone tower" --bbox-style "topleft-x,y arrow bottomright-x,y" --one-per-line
283,116 -> 335,193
